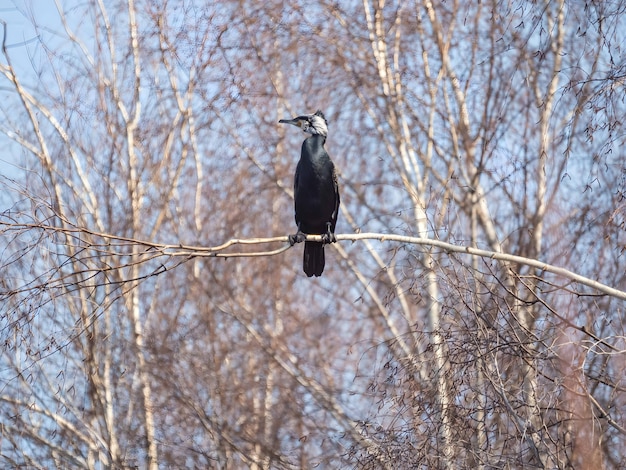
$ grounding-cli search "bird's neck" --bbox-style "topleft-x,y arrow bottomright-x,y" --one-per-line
306,134 -> 326,145
307,134 -> 326,140
301,135 -> 327,164
305,134 -> 326,146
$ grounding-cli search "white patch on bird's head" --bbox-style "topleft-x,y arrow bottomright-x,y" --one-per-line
306,110 -> 328,136
294,110 -> 327,136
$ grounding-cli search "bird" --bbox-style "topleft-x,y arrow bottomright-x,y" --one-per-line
279,110 -> 340,277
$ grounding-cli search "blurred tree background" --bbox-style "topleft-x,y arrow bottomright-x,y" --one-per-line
1,0 -> 626,468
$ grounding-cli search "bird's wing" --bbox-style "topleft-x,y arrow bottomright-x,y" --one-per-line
331,162 -> 340,232
293,160 -> 302,224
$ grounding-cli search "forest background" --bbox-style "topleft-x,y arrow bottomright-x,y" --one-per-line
1,0 -> 626,468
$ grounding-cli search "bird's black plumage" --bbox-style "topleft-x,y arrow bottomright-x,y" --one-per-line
279,110 -> 340,277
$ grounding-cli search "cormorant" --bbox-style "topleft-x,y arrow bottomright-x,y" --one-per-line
279,110 -> 340,277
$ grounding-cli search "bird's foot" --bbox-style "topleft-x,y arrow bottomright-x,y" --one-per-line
289,231 -> 307,246
321,223 -> 337,244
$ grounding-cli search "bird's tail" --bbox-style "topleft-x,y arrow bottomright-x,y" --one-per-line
303,241 -> 325,277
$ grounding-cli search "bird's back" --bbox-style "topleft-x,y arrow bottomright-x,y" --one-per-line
294,135 -> 338,234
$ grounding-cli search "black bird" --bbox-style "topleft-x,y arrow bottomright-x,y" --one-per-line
279,110 -> 340,277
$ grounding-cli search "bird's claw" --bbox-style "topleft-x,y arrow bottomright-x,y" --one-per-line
289,231 -> 307,246
321,233 -> 336,244
321,223 -> 336,244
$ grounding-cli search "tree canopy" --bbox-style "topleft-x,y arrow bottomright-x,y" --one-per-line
1,0 -> 626,468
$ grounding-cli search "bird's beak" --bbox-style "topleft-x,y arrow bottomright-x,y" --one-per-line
279,118 -> 300,127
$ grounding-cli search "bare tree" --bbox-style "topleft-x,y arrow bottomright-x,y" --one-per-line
2,0 -> 626,468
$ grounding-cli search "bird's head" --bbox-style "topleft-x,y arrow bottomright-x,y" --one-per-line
279,110 -> 328,137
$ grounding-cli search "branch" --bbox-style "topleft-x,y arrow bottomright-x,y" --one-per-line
4,219 -> 626,301
164,232 -> 626,301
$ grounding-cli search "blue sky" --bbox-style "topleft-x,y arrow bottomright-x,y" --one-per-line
0,2 -> 64,204
1,3 -> 52,167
